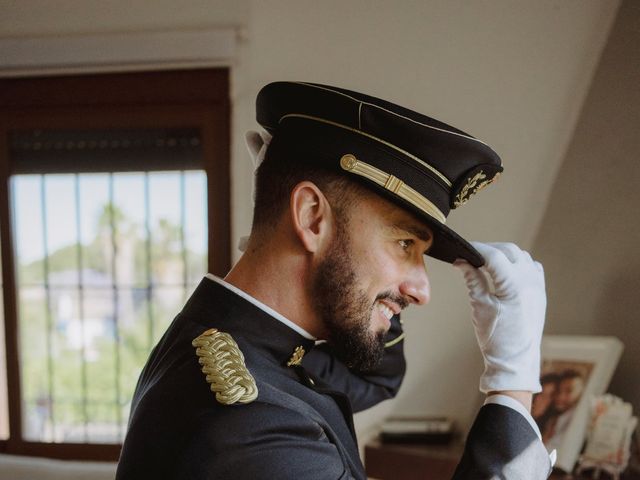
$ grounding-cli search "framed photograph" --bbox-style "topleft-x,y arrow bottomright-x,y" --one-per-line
532,335 -> 624,473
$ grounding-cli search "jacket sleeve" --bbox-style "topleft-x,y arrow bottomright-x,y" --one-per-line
303,314 -> 406,412
453,403 -> 552,480
172,402 -> 358,480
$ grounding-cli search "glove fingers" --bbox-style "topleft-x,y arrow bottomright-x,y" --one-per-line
454,260 -> 491,297
487,243 -> 544,288
484,242 -> 532,263
470,242 -> 515,284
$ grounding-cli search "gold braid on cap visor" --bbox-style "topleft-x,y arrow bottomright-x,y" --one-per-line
339,154 -> 447,224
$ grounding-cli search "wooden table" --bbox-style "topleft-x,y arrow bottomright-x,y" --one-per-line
364,439 -> 462,480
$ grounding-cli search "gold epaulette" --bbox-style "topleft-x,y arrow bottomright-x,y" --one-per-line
192,328 -> 258,405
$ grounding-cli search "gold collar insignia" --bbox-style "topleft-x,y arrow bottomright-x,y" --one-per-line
287,346 -> 306,367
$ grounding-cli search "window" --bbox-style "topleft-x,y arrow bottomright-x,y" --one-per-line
0,70 -> 230,460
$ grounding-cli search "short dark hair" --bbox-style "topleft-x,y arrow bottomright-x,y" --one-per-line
251,146 -> 368,235
540,372 -> 560,386
558,369 -> 583,382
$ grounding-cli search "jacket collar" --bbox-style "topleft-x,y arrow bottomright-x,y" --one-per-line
181,276 -> 316,368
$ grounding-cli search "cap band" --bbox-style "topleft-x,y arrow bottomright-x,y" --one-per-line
280,113 -> 452,188
339,154 -> 447,224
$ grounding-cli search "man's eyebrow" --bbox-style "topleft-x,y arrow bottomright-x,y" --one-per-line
391,223 -> 433,243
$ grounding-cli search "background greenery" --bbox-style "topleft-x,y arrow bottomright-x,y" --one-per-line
18,202 -> 205,443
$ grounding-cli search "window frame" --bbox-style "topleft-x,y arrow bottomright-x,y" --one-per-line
0,69 -> 230,460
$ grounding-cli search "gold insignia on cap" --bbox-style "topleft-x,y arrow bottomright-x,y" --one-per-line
340,153 -> 358,171
287,346 -> 306,367
454,171 -> 500,207
192,328 -> 258,405
339,154 -> 447,224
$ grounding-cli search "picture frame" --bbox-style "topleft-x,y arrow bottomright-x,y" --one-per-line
532,335 -> 624,473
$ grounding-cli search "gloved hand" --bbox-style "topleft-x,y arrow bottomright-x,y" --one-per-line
454,242 -> 546,394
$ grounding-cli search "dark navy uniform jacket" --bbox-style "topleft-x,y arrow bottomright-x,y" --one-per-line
116,277 -> 551,479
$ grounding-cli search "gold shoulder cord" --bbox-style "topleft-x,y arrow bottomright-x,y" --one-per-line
192,328 -> 258,405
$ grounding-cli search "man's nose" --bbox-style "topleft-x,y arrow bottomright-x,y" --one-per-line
399,263 -> 431,306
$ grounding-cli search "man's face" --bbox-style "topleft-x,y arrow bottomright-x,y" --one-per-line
311,192 -> 432,371
532,381 -> 556,418
553,376 -> 584,413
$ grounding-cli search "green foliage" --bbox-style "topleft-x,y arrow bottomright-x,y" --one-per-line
18,201 -> 205,443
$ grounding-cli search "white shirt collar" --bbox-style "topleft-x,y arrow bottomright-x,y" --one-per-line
204,274 -> 316,341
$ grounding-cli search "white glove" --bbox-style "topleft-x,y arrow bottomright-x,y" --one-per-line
454,242 -> 546,394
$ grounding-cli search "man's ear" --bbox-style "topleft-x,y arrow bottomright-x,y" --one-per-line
290,181 -> 333,253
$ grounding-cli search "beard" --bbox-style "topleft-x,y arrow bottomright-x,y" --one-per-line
311,220 -> 388,372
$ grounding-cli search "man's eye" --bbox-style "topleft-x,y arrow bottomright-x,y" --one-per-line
398,239 -> 414,250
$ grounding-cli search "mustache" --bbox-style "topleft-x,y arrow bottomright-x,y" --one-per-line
375,292 -> 409,311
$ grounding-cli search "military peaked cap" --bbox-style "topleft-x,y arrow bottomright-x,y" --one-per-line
256,81 -> 503,267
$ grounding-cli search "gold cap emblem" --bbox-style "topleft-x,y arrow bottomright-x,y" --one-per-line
286,346 -> 306,367
192,328 -> 258,405
340,154 -> 358,171
454,170 -> 500,207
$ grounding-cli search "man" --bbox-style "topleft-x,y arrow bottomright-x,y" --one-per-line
533,373 -> 560,435
534,373 -> 560,420
544,369 -> 586,449
116,82 -> 552,479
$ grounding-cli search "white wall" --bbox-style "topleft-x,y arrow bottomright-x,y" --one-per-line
0,0 -> 249,36
231,0 -> 620,442
532,0 -> 640,418
0,0 -> 621,450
